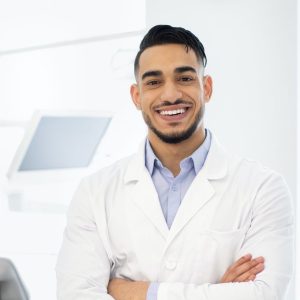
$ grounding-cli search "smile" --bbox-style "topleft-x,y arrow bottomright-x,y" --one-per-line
159,108 -> 187,116
154,104 -> 191,122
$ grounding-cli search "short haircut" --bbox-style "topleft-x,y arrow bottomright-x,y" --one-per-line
134,24 -> 207,78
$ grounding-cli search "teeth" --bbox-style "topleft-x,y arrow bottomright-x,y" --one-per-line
160,108 -> 186,116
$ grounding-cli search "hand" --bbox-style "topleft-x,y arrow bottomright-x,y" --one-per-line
220,254 -> 265,283
108,278 -> 149,300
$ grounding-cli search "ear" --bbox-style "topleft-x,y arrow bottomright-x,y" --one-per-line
130,84 -> 142,110
203,75 -> 213,103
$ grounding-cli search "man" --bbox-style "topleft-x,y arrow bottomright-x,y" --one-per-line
56,25 -> 294,300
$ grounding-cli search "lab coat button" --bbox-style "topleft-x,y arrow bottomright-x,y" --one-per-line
165,260 -> 177,270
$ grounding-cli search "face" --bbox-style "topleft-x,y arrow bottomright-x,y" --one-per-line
131,44 -> 212,144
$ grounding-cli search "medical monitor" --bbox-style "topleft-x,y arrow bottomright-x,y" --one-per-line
7,111 -> 112,181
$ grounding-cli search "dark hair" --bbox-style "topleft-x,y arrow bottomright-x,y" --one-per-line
134,24 -> 207,77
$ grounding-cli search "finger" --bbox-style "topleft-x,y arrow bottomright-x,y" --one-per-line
220,254 -> 252,283
236,256 -> 264,276
223,256 -> 264,282
223,254 -> 252,277
233,263 -> 265,282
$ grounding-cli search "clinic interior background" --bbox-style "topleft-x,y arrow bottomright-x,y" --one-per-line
0,0 -> 298,299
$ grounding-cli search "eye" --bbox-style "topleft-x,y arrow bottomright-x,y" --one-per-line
179,76 -> 194,82
146,80 -> 160,86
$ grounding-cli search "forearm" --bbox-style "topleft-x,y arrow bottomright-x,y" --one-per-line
108,279 -> 149,300
108,254 -> 265,300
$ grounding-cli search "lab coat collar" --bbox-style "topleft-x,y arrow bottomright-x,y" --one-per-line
200,133 -> 228,180
124,132 -> 228,184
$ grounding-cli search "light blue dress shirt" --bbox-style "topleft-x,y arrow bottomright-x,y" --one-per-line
145,129 -> 212,300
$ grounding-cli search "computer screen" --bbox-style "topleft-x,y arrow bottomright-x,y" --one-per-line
7,111 -> 112,178
19,116 -> 111,171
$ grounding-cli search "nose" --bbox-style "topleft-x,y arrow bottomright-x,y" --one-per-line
160,81 -> 183,102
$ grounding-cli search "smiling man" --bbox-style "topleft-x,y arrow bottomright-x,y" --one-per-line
131,41 -> 211,177
56,25 -> 294,300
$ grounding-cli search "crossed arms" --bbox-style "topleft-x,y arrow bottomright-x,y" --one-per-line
108,254 -> 265,300
56,173 -> 294,300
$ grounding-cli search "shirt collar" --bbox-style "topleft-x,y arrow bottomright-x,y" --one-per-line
145,129 -> 212,176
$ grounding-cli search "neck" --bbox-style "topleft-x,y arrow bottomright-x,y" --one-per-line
148,127 -> 206,176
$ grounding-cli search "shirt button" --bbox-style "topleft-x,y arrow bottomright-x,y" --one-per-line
171,185 -> 177,191
165,260 -> 177,270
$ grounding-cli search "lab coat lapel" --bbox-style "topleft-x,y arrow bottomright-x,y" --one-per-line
166,136 -> 229,245
124,141 -> 169,240
166,174 -> 214,243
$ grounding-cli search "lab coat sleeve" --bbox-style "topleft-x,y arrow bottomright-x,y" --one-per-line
56,178 -> 114,300
157,173 -> 295,300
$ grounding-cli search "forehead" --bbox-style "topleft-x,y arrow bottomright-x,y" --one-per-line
138,44 -> 200,78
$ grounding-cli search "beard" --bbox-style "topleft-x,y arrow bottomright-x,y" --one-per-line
142,106 -> 205,144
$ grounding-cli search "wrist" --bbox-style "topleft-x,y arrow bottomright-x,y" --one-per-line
132,281 -> 149,300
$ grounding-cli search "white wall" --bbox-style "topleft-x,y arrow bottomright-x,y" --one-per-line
0,35 -> 141,118
146,0 -> 297,299
0,0 -> 145,52
0,0 -> 146,123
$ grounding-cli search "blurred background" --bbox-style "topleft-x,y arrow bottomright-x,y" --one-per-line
0,0 -> 298,299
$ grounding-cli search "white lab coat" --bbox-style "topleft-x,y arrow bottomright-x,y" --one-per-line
56,135 -> 294,300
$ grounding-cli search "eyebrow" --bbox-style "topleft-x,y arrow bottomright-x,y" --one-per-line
141,70 -> 162,80
174,66 -> 197,74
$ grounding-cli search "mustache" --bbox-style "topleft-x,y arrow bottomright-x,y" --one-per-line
154,99 -> 191,109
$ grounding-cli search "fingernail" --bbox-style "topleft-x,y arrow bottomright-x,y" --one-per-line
243,254 -> 252,259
